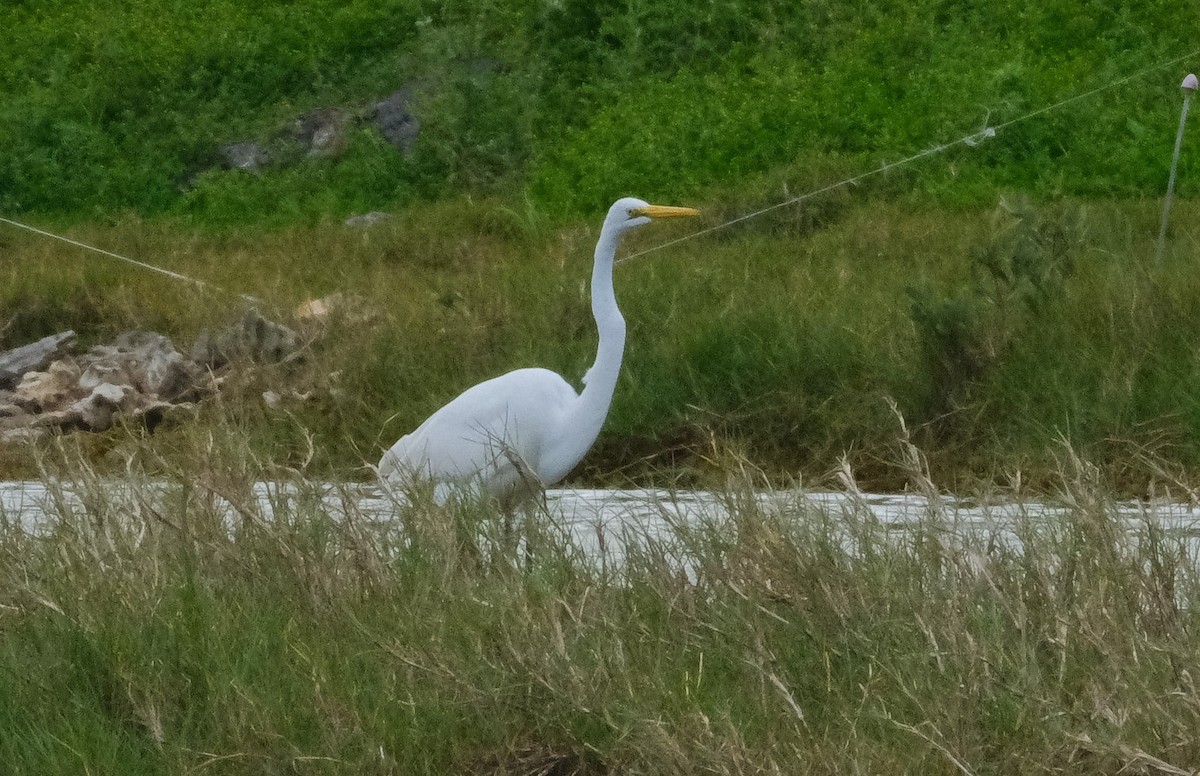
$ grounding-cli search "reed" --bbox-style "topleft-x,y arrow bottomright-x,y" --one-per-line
2,429 -> 1199,773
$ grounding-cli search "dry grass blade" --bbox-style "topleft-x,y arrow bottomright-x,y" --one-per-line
4,428 -> 1200,773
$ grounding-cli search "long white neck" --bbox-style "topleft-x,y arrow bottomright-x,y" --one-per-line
545,224 -> 627,477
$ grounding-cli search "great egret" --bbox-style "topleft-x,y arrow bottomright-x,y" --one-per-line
378,197 -> 699,506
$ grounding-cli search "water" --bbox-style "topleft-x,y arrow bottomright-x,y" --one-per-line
6,479 -> 1200,565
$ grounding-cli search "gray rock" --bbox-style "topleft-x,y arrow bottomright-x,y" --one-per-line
101,331 -> 203,401
371,86 -> 421,153
0,406 -> 29,437
344,211 -> 392,227
0,316 -> 310,443
0,320 -> 301,444
79,360 -> 134,393
207,82 -> 428,182
192,309 -> 299,369
15,361 -> 83,412
221,141 -> 269,174
0,331 -> 76,390
132,399 -> 194,432
70,383 -> 133,432
290,108 -> 348,158
90,382 -> 132,407
0,390 -> 19,417
31,407 -> 84,431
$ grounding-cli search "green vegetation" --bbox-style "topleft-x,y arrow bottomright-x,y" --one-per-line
7,193 -> 1200,490
2,445 -> 1199,773
0,0 -> 1194,221
6,5 -> 1200,771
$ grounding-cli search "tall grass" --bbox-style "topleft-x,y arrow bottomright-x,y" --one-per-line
6,193 -> 1200,490
2,435 -> 1199,773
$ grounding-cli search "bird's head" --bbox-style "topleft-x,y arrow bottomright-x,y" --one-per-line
606,196 -> 699,234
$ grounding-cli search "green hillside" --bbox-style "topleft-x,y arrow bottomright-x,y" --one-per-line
0,0 -> 1194,224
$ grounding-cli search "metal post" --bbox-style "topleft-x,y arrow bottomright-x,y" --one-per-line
1155,73 -> 1198,264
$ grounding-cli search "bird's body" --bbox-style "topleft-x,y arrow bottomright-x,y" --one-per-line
378,367 -> 583,505
378,197 -> 698,505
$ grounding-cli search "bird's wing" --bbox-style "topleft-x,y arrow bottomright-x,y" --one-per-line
381,368 -> 577,488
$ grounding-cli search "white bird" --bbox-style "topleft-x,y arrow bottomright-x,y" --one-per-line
378,197 -> 699,507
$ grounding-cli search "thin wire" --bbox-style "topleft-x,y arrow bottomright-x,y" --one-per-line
618,129 -> 994,265
617,46 -> 1200,266
991,48 -> 1200,132
3,47 -> 1199,282
0,215 -> 254,302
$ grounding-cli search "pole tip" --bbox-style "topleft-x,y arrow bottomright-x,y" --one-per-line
1182,73 -> 1199,92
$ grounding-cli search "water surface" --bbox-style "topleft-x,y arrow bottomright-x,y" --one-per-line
5,480 -> 1200,572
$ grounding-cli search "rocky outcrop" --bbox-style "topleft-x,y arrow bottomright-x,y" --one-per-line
0,312 -> 302,445
0,331 -> 205,442
202,81 -> 424,185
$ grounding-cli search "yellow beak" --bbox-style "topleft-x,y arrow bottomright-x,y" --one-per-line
630,204 -> 700,219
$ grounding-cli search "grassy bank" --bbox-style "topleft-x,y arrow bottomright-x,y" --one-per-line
2,443 -> 1199,773
0,0 -> 1193,221
6,189 -> 1200,491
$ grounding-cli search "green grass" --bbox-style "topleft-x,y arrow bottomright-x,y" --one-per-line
0,0 -> 1195,221
2,440 -> 1199,773
6,191 -> 1200,490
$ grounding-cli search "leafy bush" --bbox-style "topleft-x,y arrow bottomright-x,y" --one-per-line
906,196 -> 1084,436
